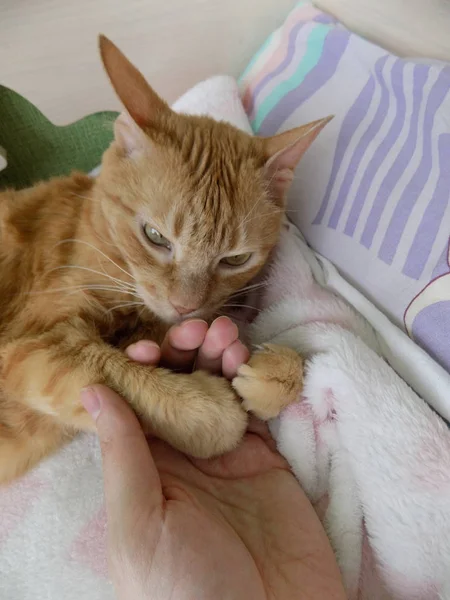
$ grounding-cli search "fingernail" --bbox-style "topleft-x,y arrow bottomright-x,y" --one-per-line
180,319 -> 208,328
126,340 -> 160,359
81,387 -> 101,421
211,316 -> 229,324
127,340 -> 159,351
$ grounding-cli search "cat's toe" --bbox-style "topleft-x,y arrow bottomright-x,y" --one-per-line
232,344 -> 304,420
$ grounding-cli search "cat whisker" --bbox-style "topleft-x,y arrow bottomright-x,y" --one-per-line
71,193 -> 100,204
238,281 -> 268,292
66,285 -> 141,299
28,283 -> 139,297
28,283 -> 136,297
228,282 -> 268,298
222,303 -> 262,312
68,199 -> 119,248
46,265 -> 135,292
105,301 -> 145,315
249,167 -> 281,216
56,239 -> 133,280
227,292 -> 265,302
248,209 -> 283,221
95,260 -> 136,292
240,191 -> 267,228
216,311 -> 249,324
241,207 -> 304,228
242,209 -> 286,226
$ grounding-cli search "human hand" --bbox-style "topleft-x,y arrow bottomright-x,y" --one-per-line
125,315 -> 250,379
81,317 -> 345,600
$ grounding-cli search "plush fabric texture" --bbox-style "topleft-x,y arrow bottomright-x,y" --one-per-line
250,223 -> 450,600
0,85 -> 117,190
240,1 -> 450,374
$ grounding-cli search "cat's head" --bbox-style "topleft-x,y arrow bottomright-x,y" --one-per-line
96,36 -> 331,324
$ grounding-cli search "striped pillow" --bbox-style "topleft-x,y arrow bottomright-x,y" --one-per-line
239,2 -> 450,373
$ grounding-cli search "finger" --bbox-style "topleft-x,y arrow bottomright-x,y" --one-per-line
160,319 -> 208,371
81,385 -> 162,521
222,340 -> 250,380
196,316 -> 239,374
125,340 -> 161,365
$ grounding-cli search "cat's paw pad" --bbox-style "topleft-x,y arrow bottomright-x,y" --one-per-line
232,344 -> 304,420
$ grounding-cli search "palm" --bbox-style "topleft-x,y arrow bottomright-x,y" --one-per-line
150,443 -> 268,599
133,431 -> 324,600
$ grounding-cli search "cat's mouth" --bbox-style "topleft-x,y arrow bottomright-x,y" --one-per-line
137,284 -> 212,324
137,281 -> 263,326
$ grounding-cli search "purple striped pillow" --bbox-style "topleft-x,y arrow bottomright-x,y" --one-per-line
240,2 -> 450,373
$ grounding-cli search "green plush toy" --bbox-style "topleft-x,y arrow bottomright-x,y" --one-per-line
0,85 -> 118,190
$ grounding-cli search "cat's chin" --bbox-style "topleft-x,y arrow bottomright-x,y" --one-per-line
146,304 -> 206,325
137,287 -> 215,324
160,309 -> 211,325
149,307 -> 184,325
136,287 -> 181,323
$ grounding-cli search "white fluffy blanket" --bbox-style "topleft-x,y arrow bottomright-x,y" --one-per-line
249,222 -> 450,600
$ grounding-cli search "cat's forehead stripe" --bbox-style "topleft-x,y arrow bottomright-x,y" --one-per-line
154,118 -> 269,252
169,203 -> 242,254
172,208 -> 184,238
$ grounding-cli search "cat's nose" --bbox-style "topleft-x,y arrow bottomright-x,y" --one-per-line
169,299 -> 200,315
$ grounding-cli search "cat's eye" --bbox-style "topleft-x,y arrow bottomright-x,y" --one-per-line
221,253 -> 252,267
143,224 -> 171,249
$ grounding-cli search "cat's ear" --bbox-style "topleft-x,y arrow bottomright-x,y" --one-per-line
263,116 -> 333,203
99,34 -> 170,143
113,111 -> 149,156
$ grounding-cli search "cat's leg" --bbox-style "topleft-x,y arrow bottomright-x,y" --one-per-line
0,400 -> 71,484
232,344 -> 304,420
1,318 -> 247,459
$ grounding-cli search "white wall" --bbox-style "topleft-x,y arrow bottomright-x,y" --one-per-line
1,0 -> 449,126
0,0 -> 296,124
315,0 -> 450,61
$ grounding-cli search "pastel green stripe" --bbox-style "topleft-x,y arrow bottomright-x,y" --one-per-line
251,25 -> 328,132
238,0 -> 309,84
239,30 -> 278,84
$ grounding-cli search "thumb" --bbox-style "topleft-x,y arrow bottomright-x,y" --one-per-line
81,385 -> 162,521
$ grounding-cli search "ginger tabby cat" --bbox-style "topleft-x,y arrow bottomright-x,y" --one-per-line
0,36 -> 330,483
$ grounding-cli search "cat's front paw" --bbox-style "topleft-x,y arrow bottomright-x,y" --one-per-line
153,370 -> 248,459
232,344 -> 304,420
